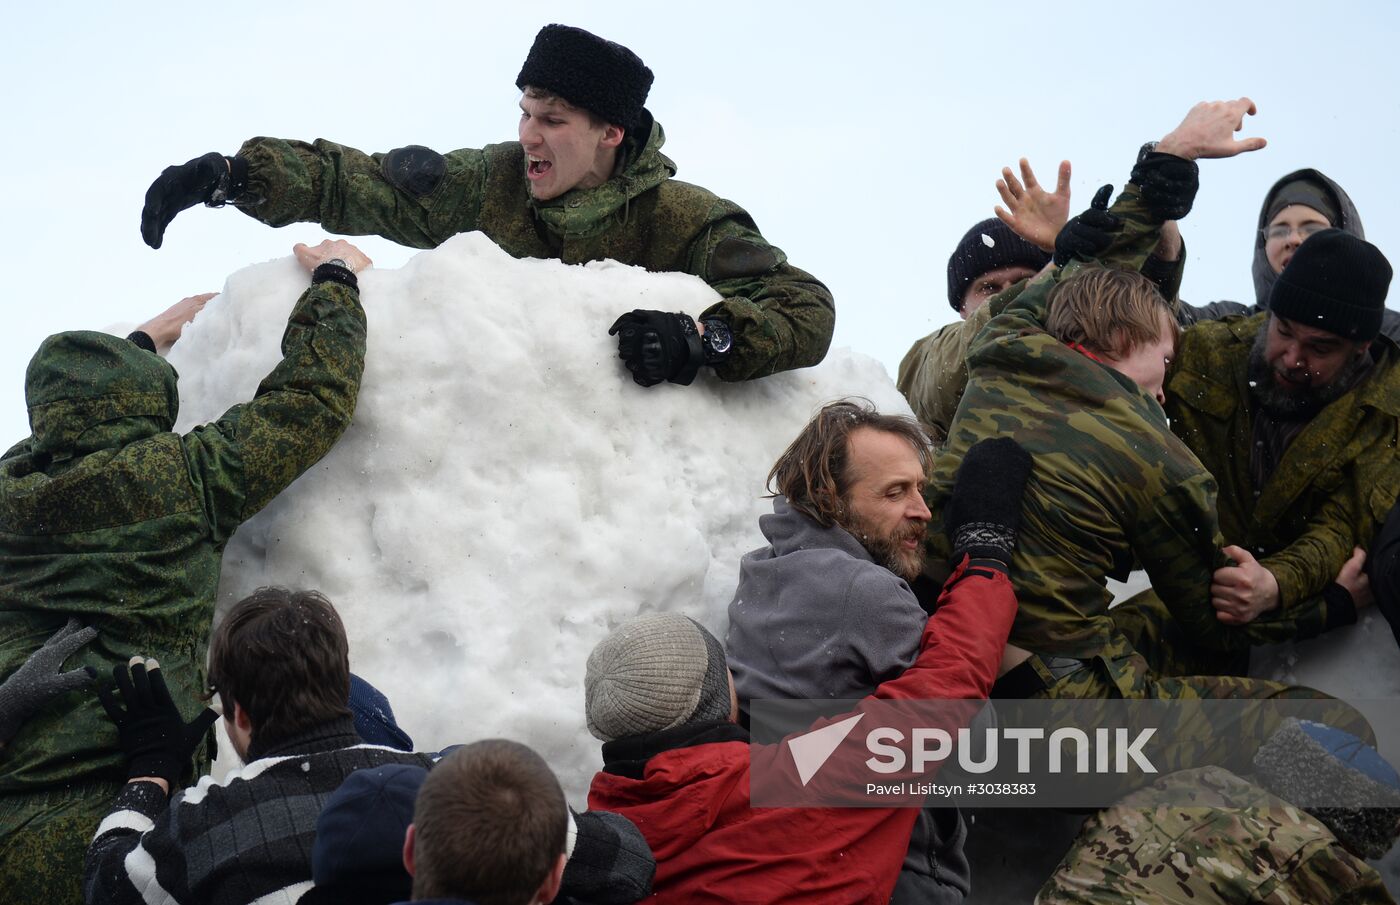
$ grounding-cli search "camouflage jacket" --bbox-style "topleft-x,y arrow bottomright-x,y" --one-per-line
897,218 -> 1185,448
924,186 -> 1309,660
0,280 -> 366,790
1037,766 -> 1396,905
1166,312 -> 1400,611
897,294 -> 1006,446
234,111 -> 833,382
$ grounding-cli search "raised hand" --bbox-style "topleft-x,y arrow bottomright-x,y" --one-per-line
1156,98 -> 1268,161
1052,184 -> 1119,268
994,158 -> 1072,253
141,152 -> 242,249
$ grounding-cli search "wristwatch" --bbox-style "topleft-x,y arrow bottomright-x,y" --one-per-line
1136,141 -> 1160,164
699,318 -> 733,365
326,258 -> 348,270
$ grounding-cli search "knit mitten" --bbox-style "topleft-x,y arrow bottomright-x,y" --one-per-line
944,438 -> 1033,569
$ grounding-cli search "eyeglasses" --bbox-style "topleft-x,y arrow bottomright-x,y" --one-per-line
1263,222 -> 1329,242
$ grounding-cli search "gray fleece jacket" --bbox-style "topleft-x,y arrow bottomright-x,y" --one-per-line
725,496 -> 926,704
724,496 -> 970,905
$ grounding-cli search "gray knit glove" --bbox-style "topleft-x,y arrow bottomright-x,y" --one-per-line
0,619 -> 98,745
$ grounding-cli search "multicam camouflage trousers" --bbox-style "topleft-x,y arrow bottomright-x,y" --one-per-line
0,779 -> 121,905
1035,766 -> 1398,905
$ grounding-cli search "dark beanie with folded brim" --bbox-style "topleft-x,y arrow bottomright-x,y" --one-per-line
516,24 -> 654,130
946,218 -> 1051,313
1268,228 -> 1392,342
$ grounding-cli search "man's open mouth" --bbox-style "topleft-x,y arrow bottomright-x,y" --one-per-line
527,156 -> 552,178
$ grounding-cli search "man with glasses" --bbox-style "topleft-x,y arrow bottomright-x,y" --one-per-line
1177,169 -> 1400,341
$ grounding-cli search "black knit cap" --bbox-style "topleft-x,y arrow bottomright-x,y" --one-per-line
516,24 -> 654,130
1268,229 -> 1392,342
946,218 -> 1050,313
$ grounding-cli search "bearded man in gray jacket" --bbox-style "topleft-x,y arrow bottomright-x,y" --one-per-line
726,398 -> 1028,905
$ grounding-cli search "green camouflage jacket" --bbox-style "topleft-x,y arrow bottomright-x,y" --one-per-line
234,112 -> 833,382
897,294 -> 1006,446
0,280 -> 366,790
924,185 -> 1309,660
1037,766 -> 1396,905
1167,312 -> 1400,611
897,227 -> 1186,447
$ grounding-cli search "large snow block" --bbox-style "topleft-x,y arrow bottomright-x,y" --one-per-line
168,232 -> 906,795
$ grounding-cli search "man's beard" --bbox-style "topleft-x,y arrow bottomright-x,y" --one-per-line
839,510 -> 927,582
1247,328 -> 1370,419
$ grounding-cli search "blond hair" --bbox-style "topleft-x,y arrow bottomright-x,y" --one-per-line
1045,267 -> 1178,358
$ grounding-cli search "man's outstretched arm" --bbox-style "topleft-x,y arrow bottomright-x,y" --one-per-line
181,239 -> 371,542
141,140 -> 491,250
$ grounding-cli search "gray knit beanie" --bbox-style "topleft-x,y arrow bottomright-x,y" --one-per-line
585,613 -> 732,742
1253,718 -> 1400,859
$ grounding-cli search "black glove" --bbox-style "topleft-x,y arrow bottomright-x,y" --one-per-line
1129,151 -> 1199,222
945,437 -> 1033,568
141,152 -> 246,249
0,619 -> 97,745
1053,184 -> 1119,268
97,658 -> 218,784
607,310 -> 704,387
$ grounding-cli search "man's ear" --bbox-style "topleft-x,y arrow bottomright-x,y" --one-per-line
402,823 -> 416,877
535,852 -> 567,904
232,701 -> 252,735
600,124 -> 625,149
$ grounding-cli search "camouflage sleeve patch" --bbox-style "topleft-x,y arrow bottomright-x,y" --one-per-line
383,145 -> 447,199
706,236 -> 779,281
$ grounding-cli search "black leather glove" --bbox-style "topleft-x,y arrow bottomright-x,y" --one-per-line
97,658 -> 218,784
607,310 -> 704,387
0,619 -> 96,745
945,437 -> 1033,568
1129,151 -> 1199,222
141,152 -> 246,249
1053,184 -> 1119,268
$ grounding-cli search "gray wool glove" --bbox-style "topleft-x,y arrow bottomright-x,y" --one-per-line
0,619 -> 98,745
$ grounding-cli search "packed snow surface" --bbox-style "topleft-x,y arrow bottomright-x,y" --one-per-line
167,232 -> 907,798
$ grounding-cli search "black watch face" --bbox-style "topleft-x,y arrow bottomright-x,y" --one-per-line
707,330 -> 732,354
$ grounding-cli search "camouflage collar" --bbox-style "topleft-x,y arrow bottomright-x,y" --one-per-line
529,118 -> 676,239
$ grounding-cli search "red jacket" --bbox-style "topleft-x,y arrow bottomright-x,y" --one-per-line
587,561 -> 1016,904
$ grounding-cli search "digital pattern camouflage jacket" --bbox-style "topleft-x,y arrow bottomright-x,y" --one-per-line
1166,311 -> 1400,612
0,279 -> 366,791
233,110 -> 833,382
923,185 -> 1312,665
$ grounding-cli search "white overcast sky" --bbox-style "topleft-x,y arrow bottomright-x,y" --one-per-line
2,1 -> 1397,444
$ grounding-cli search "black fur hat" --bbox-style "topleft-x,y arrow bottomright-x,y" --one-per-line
516,25 -> 654,130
